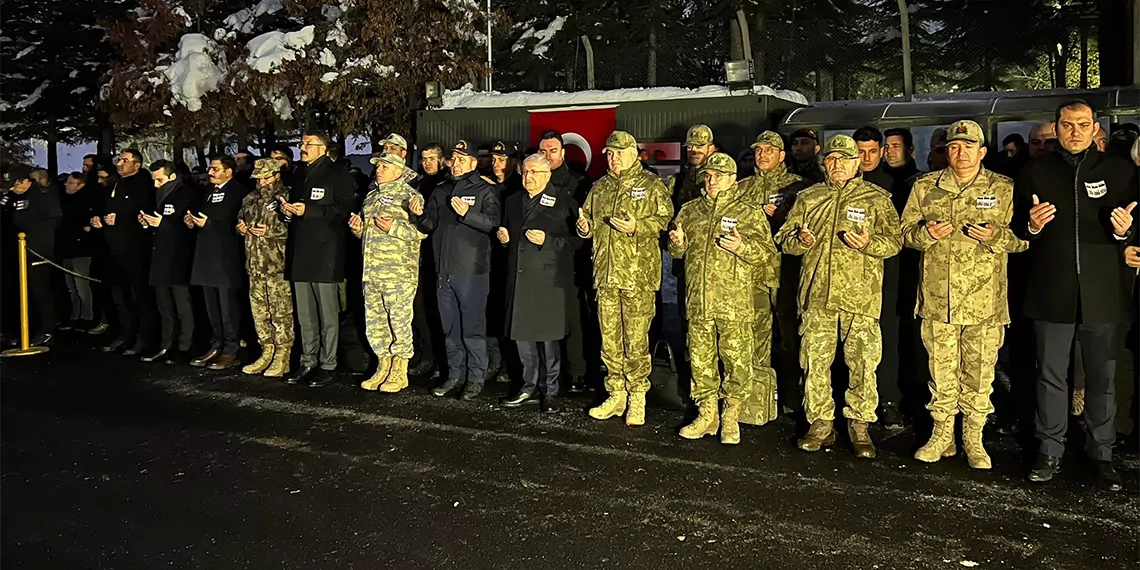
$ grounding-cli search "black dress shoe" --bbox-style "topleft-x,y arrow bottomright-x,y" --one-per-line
568,375 -> 588,393
30,333 -> 55,347
102,338 -> 127,353
460,382 -> 484,401
140,348 -> 169,363
122,344 -> 146,357
500,390 -> 538,408
878,403 -> 905,429
307,369 -> 334,388
164,350 -> 188,365
432,377 -> 462,397
541,396 -> 562,414
190,348 -> 219,367
1028,453 -> 1062,482
1095,461 -> 1123,491
285,366 -> 316,385
408,359 -> 435,377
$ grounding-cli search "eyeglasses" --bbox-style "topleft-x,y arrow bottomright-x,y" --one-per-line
300,142 -> 326,149
522,169 -> 551,176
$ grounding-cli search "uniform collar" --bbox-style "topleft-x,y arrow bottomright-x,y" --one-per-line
703,181 -> 739,203
755,163 -> 789,179
935,167 -> 988,195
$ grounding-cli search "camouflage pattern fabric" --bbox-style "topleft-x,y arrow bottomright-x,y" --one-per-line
667,167 -> 704,210
901,168 -> 1027,326
921,319 -> 1003,422
365,280 -> 417,358
240,180 -> 293,347
742,285 -> 778,425
353,180 -> 425,359
739,163 -> 806,250
800,308 -> 880,423
773,176 -> 903,319
597,287 -> 655,394
687,318 -> 753,403
580,165 -> 673,292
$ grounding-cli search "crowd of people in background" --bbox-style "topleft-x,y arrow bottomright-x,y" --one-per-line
2,98 -> 1138,492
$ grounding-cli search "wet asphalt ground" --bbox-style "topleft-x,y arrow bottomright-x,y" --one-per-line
2,340 -> 1138,569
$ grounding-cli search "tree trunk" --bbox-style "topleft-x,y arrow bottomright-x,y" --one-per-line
1097,0 -> 1132,86
751,12 -> 766,85
648,25 -> 657,87
235,119 -> 250,152
263,121 -> 276,154
1055,33 -> 1071,89
196,145 -> 207,170
1080,23 -> 1089,89
98,125 -> 115,160
45,132 -> 58,177
728,18 -> 744,61
814,69 -> 822,102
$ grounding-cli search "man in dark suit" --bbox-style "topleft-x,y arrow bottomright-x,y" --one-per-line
138,160 -> 196,364
495,154 -> 580,413
280,131 -> 356,387
90,149 -> 157,356
1015,100 -> 1139,491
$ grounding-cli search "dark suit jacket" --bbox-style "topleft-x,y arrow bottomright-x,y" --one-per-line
190,179 -> 248,288
148,179 -> 196,286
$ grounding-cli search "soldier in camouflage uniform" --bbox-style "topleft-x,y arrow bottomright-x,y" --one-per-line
577,131 -> 674,426
902,120 -> 1028,470
667,125 -> 716,209
669,153 -> 779,444
738,131 -> 809,420
350,153 -> 427,393
774,134 -> 903,458
238,159 -> 294,377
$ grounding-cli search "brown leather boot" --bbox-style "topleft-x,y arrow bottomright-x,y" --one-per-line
848,419 -> 877,459
625,391 -> 646,426
361,355 -> 392,391
679,399 -> 719,439
962,415 -> 992,470
242,344 -> 275,375
589,391 -> 627,420
263,346 -> 291,377
914,419 -> 956,463
797,420 -> 836,452
380,357 -> 409,393
720,399 -> 741,445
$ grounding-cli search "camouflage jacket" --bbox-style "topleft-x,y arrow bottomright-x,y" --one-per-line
668,182 -> 778,322
774,176 -> 903,318
666,166 -> 703,210
901,168 -> 1028,325
239,180 -> 290,276
353,180 -> 425,282
580,165 -> 673,291
738,164 -> 806,287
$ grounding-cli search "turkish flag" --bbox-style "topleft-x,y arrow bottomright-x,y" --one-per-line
528,105 -> 617,180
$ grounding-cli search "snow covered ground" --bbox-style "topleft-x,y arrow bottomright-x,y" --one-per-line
441,84 -> 810,109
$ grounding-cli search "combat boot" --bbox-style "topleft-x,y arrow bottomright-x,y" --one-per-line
848,419 -> 877,459
962,415 -> 992,470
625,391 -> 646,426
380,357 -> 410,393
679,400 -> 719,439
242,344 -> 275,375
588,391 -> 627,420
263,346 -> 291,378
797,420 -> 835,452
914,419 -> 957,463
720,398 -> 741,445
361,356 -> 392,391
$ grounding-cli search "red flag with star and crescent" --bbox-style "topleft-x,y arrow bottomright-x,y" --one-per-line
528,105 -> 617,180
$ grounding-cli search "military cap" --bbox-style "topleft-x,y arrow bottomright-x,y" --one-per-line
380,133 -> 408,150
699,152 -> 737,176
491,141 -> 510,156
790,128 -> 819,143
751,130 -> 785,150
685,125 -> 714,147
946,120 -> 985,146
250,158 -> 280,180
603,131 -> 637,152
822,134 -> 859,159
929,127 -> 949,150
370,152 -> 412,173
451,139 -> 472,157
1,165 -> 32,190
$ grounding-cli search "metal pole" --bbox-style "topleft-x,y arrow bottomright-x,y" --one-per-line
581,36 -> 596,90
3,233 -> 50,357
897,0 -> 914,101
486,0 -> 493,92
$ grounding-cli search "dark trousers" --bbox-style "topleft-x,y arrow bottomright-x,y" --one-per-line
518,340 -> 561,396
112,282 -> 156,348
201,286 -> 240,356
562,286 -> 587,378
1033,320 -> 1121,461
437,274 -> 488,384
154,284 -> 194,351
411,270 -> 437,365
877,287 -> 902,409
28,265 -> 57,336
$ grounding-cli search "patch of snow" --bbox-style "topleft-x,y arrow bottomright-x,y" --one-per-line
326,21 -> 348,47
320,72 -> 339,83
512,16 -> 565,58
213,28 -> 236,42
15,44 -> 38,60
15,82 -> 48,109
224,0 -> 284,34
264,88 -> 293,119
246,26 -> 315,73
343,55 -> 394,77
318,48 -> 337,67
71,87 -> 88,95
162,33 -> 227,112
69,70 -> 79,79
441,84 -> 809,109
172,6 -> 193,28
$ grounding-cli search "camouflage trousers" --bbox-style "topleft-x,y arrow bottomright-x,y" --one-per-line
597,288 -> 655,394
800,308 -> 881,424
250,273 -> 295,347
689,318 -> 753,403
920,319 -> 1004,422
745,284 -> 778,424
365,279 -> 418,359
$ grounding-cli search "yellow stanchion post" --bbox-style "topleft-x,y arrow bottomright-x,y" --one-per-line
3,233 -> 50,357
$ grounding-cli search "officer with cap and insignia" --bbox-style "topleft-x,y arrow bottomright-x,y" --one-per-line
667,124 -> 716,209
416,139 -> 502,400
902,119 -> 1028,470
774,134 -> 902,459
